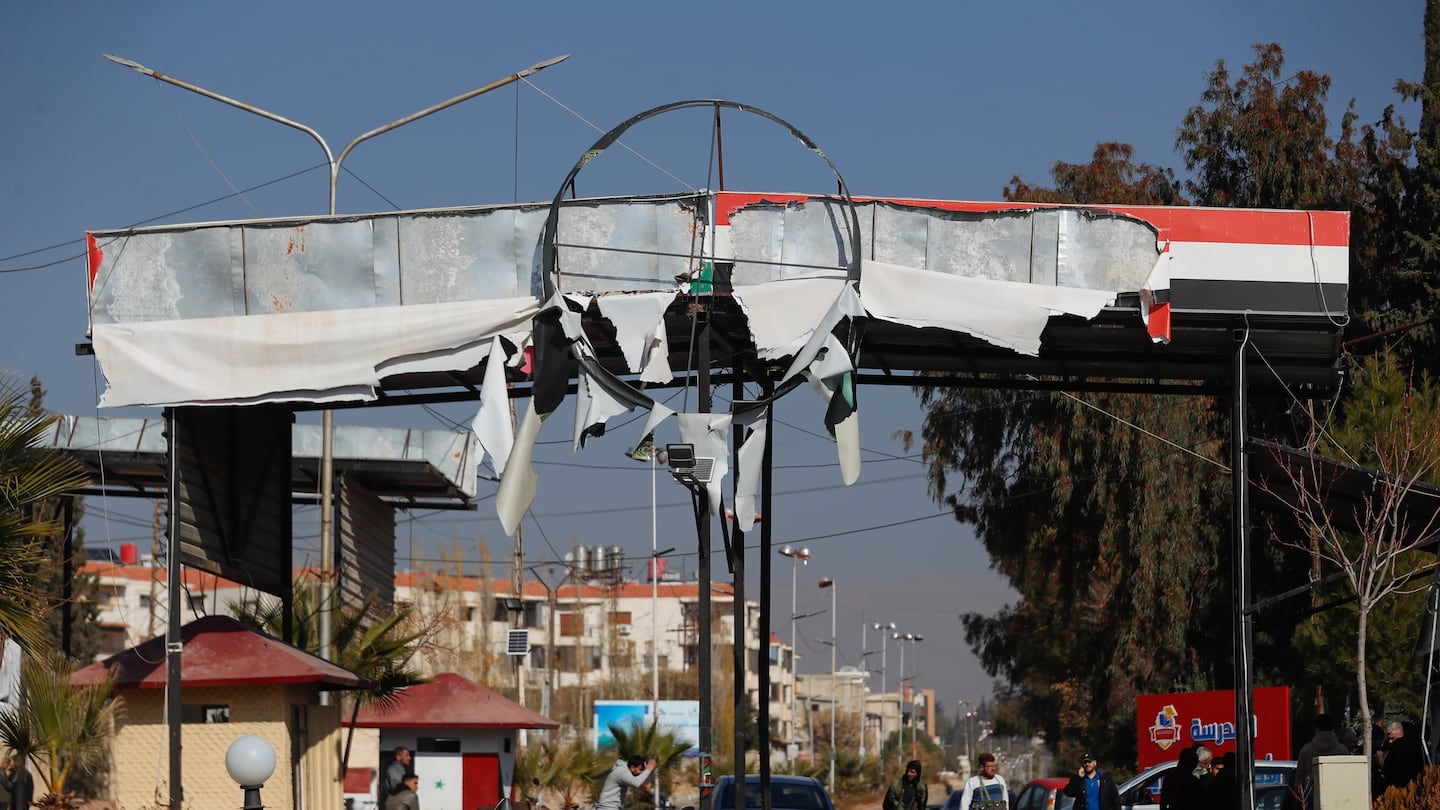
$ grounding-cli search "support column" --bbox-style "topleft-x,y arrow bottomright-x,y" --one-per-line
164,408 -> 183,810
697,308 -> 713,810
1231,337 -> 1256,810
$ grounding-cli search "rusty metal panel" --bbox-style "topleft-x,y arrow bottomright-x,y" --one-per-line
241,221 -> 377,314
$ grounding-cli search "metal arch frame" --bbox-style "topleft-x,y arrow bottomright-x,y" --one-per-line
535,101 -> 865,810
539,98 -> 864,300
534,99 -> 868,416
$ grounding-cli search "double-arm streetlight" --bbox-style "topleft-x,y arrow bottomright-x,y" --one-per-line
901,633 -> 924,756
893,631 -> 922,768
778,545 -> 812,760
107,52 -> 570,810
957,700 -> 975,774
818,577 -> 837,792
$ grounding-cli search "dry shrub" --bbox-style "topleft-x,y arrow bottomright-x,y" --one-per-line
1374,764 -> 1440,810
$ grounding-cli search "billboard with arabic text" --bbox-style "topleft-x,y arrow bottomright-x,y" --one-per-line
1136,687 -> 1291,769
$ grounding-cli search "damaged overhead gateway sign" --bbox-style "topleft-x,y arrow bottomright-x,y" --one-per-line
84,100 -> 1348,535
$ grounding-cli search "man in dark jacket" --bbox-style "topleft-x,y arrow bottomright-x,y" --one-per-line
883,760 -> 928,810
0,756 -> 32,810
1063,753 -> 1119,810
1381,721 -> 1425,792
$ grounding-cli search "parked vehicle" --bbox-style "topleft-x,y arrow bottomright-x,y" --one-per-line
1116,759 -> 1296,810
938,788 -> 964,810
1011,777 -> 1073,810
711,775 -> 835,810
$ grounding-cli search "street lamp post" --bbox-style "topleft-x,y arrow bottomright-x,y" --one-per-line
819,577 -> 837,793
626,438 -> 671,800
903,634 -> 924,755
957,700 -> 972,775
893,631 -> 906,770
872,621 -> 895,761
107,52 -> 570,810
893,631 -> 923,767
778,545 -> 812,761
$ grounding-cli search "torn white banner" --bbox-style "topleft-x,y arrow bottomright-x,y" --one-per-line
731,274 -> 848,359
732,404 -> 769,533
471,336 -> 515,477
594,291 -> 678,383
859,259 -> 1116,356
93,296 -> 541,408
496,400 -> 543,536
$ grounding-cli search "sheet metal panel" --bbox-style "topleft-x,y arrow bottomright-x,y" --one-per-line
337,474 -> 396,609
83,192 -> 1350,406
50,416 -> 476,503
173,405 -> 293,598
88,194 -> 1342,327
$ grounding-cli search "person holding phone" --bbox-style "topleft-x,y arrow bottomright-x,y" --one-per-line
1063,753 -> 1119,810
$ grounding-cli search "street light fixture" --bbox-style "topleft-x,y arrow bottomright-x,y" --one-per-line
818,576 -> 837,793
870,621 -> 895,761
957,700 -> 974,775
107,56 -> 571,810
901,633 -> 924,756
225,735 -> 276,810
625,438 -> 671,729
104,48 -> 571,664
778,545 -> 812,761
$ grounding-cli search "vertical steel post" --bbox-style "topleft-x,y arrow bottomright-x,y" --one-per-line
164,408 -> 183,810
697,307 -> 713,810
732,375 -> 747,803
760,392 -> 774,809
1232,335 -> 1256,810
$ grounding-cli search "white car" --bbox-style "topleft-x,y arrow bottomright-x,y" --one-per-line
1116,760 -> 1296,810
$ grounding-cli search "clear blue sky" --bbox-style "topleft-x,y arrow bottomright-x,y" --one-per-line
0,0 -> 1424,713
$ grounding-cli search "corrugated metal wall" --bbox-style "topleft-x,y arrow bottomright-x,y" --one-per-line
338,474 -> 396,609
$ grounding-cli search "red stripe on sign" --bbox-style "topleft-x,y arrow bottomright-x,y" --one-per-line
86,233 -> 103,290
714,192 -> 1349,247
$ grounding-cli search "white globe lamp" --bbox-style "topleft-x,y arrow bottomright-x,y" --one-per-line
225,735 -> 277,810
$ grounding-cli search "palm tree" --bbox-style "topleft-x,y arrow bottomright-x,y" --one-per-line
0,650 -> 122,809
229,581 -> 429,777
0,373 -> 89,653
515,738 -> 611,809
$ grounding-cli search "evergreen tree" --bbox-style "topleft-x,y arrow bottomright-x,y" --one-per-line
24,378 -> 101,662
916,42 -> 1367,766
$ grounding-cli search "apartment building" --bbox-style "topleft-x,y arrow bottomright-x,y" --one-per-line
83,553 -> 805,750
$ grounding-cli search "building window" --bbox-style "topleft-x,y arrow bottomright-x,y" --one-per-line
418,738 -> 462,753
181,704 -> 229,723
559,610 -> 583,637
138,595 -> 151,608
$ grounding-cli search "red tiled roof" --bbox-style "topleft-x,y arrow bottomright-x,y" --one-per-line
70,615 -> 370,690
350,672 -> 558,730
